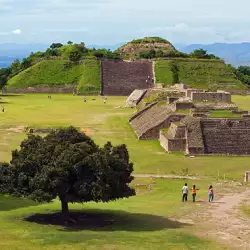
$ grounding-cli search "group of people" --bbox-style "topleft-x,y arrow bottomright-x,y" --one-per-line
182,183 -> 214,203
47,95 -> 52,99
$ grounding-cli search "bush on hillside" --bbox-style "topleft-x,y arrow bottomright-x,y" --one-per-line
0,127 -> 135,214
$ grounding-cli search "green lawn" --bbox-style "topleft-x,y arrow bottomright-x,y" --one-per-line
0,94 -> 250,180
1,93 -> 247,249
0,178 -> 224,250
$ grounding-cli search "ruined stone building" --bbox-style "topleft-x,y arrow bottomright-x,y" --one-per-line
129,85 -> 250,155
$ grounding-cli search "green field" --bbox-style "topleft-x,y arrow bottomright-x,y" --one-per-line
0,178 -> 224,250
0,94 -> 249,249
0,94 -> 249,179
155,59 -> 246,90
7,60 -> 100,93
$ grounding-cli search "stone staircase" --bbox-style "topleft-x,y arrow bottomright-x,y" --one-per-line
101,60 -> 154,96
201,119 -> 250,154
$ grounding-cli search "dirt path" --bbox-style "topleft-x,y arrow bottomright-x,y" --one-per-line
192,189 -> 250,249
134,174 -> 199,180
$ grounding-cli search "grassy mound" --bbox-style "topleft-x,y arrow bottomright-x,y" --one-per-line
155,59 -> 247,90
117,37 -> 176,58
8,59 -> 100,93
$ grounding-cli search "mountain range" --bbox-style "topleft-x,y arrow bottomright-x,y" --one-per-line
1,42 -> 250,68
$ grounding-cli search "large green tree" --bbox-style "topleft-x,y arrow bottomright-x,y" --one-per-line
0,127 -> 135,214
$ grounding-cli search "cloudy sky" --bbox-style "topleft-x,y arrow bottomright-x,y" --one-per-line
0,0 -> 250,45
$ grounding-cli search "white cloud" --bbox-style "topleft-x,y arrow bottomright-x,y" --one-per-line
0,0 -> 250,44
12,29 -> 22,35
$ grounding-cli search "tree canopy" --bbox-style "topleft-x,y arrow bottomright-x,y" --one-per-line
0,127 -> 135,213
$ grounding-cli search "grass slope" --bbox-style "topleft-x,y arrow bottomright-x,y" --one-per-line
0,94 -> 250,180
7,60 -> 100,94
155,59 -> 247,90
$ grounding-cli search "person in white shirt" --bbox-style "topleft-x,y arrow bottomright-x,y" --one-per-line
182,183 -> 188,202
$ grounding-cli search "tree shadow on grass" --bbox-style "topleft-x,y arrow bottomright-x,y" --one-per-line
25,209 -> 191,232
0,195 -> 39,211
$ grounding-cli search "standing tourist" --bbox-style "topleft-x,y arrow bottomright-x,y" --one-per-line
208,185 -> 214,202
191,185 -> 199,202
182,183 -> 188,202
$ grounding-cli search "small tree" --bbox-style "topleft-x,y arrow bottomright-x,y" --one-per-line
0,68 -> 11,89
0,127 -> 135,214
69,50 -> 82,64
191,49 -> 208,58
11,59 -> 21,76
170,61 -> 179,83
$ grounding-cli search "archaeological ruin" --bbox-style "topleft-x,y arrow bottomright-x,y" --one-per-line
129,84 -> 250,155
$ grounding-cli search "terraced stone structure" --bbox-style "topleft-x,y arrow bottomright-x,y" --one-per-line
160,117 -> 250,155
130,102 -> 186,140
101,60 -> 154,96
130,84 -> 250,155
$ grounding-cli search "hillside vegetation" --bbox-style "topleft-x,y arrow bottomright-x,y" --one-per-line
155,59 -> 247,90
2,37 -> 249,93
7,59 -> 100,93
117,37 -> 178,59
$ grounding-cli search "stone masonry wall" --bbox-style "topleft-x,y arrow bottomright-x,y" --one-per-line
159,131 -> 186,152
139,114 -> 186,140
191,92 -> 231,102
201,119 -> 250,155
101,60 -> 154,96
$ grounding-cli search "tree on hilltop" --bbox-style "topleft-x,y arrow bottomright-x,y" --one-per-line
0,127 -> 135,214
50,43 -> 63,50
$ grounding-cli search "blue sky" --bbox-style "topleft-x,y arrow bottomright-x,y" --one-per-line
0,0 -> 250,45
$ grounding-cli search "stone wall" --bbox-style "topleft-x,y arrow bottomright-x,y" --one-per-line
191,92 -> 231,102
129,101 -> 157,122
125,89 -> 147,108
175,102 -> 194,110
182,116 -> 205,155
101,60 -> 154,96
201,119 -> 250,155
9,85 -> 75,93
159,131 -> 186,152
139,114 -> 186,140
186,89 -> 203,98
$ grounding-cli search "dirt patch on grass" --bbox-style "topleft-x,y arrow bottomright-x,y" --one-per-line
181,187 -> 250,249
6,125 -> 25,133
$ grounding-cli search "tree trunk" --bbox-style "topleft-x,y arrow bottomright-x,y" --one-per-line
61,199 -> 69,214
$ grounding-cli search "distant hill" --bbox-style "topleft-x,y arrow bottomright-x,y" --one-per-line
179,43 -> 250,66
0,43 -> 49,68
0,43 -> 120,68
5,38 -> 248,93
